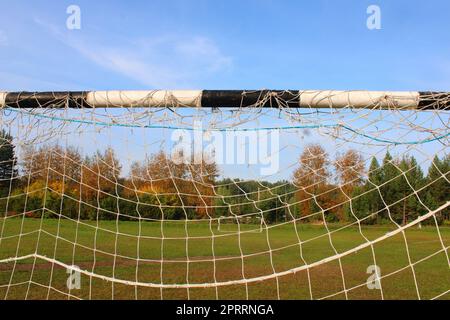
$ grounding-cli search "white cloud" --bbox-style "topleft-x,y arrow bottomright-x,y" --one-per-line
175,36 -> 233,72
34,18 -> 232,88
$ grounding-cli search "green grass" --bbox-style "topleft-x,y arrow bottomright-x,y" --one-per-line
0,217 -> 449,300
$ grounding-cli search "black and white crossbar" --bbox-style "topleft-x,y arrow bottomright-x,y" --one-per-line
0,90 -> 449,109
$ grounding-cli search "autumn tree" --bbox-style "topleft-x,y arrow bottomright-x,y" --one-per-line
293,144 -> 330,219
22,144 -> 82,187
128,151 -> 218,219
17,144 -> 82,218
128,151 -> 186,195
21,144 -> 82,200
334,149 -> 365,221
78,147 -> 122,220
81,147 -> 121,199
185,156 -> 219,218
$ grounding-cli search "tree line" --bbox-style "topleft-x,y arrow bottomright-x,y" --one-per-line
292,144 -> 449,225
0,130 -> 448,224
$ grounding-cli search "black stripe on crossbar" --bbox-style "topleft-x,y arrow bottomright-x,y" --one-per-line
4,92 -> 91,108
418,92 -> 450,110
201,90 -> 300,108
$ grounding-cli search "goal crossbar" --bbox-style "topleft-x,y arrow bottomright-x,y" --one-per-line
1,90 -> 449,109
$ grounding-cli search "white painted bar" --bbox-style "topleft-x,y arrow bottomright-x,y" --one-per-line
0,92 -> 6,108
298,90 -> 420,109
85,90 -> 203,108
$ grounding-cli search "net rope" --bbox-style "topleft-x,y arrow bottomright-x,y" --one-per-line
0,91 -> 449,300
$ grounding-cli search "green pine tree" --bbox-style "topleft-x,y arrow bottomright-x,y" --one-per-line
349,157 -> 383,224
379,151 -> 403,223
366,156 -> 383,219
397,156 -> 425,225
425,155 -> 450,223
0,130 -> 18,216
0,130 -> 18,196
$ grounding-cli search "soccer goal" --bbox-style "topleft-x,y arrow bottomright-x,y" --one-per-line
0,90 -> 448,300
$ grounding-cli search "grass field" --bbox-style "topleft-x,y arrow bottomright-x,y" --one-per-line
0,217 -> 449,300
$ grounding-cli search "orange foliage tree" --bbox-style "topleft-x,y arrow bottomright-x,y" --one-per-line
22,144 -> 82,194
293,144 -> 330,219
334,149 -> 365,220
127,151 -> 218,218
81,147 -> 122,201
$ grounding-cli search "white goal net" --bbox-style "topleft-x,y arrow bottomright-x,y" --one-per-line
0,90 -> 449,300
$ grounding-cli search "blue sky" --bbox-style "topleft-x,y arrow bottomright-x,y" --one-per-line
0,0 -> 449,181
1,0 -> 450,91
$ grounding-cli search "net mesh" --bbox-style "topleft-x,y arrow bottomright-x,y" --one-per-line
0,91 -> 449,300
